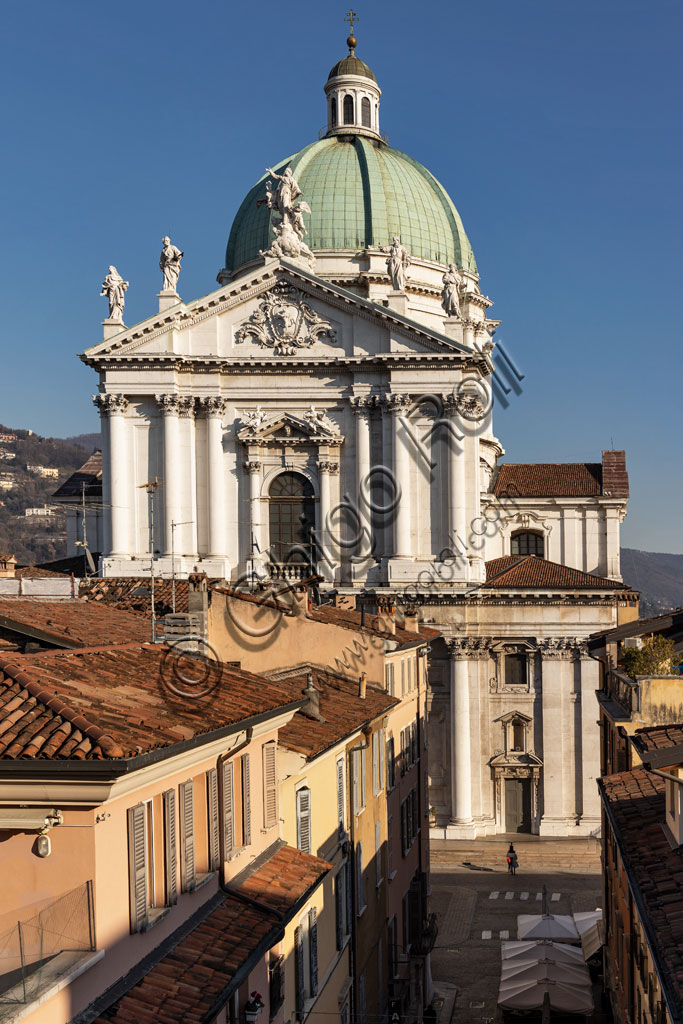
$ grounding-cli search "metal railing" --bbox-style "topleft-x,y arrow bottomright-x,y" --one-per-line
318,124 -> 389,144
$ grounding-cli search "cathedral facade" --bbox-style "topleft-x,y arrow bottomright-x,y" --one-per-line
80,36 -> 636,838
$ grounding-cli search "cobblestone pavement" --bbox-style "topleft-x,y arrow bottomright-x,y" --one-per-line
429,866 -> 602,1024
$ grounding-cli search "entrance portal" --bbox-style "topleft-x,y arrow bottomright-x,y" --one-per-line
505,777 -> 532,833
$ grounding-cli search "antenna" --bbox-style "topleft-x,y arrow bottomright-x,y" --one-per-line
139,477 -> 163,641
74,482 -> 97,575
171,519 -> 194,613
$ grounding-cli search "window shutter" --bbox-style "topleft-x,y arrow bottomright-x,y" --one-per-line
295,925 -> 305,1019
352,750 -> 359,815
308,906 -> 319,996
163,789 -> 177,906
242,754 -> 252,845
359,970 -> 366,1024
222,759 -> 234,857
379,729 -> 385,791
375,821 -> 382,886
297,787 -> 311,855
361,746 -> 366,807
356,842 -> 364,914
401,800 -> 408,856
336,757 -> 345,834
127,804 -> 148,932
408,882 -> 422,950
263,742 -> 278,829
372,732 -> 378,794
179,780 -> 196,892
387,735 -> 394,789
207,768 -> 220,871
345,859 -> 353,934
412,786 -> 419,837
387,815 -> 393,876
377,936 -> 383,1015
335,871 -> 343,950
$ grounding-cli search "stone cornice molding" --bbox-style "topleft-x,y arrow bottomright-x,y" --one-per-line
538,637 -> 581,660
199,395 -> 228,417
92,393 -> 128,415
446,637 -> 493,660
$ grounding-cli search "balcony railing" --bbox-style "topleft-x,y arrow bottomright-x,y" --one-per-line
318,124 -> 389,144
605,667 -> 640,715
268,563 -> 315,582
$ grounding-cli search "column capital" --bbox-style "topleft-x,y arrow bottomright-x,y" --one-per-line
244,459 -> 261,474
199,395 -> 228,416
178,396 -> 196,418
350,395 -> 375,416
317,460 -> 339,474
93,393 -> 128,415
538,637 -> 579,660
156,393 -> 180,415
446,637 -> 493,660
382,392 -> 413,415
443,382 -> 489,422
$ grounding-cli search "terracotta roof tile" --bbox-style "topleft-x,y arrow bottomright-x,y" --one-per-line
14,565 -> 67,579
601,767 -> 683,1007
79,577 -> 192,617
493,462 -> 603,497
306,604 -> 439,647
0,598 -> 150,647
232,842 -> 331,916
485,555 -> 627,590
0,645 -> 304,760
277,666 -> 397,758
92,892 -> 278,1023
633,725 -> 683,754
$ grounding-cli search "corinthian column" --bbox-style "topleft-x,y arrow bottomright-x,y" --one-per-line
447,639 -> 473,827
386,394 -> 412,558
199,396 -> 228,559
178,396 -> 197,556
156,394 -> 181,556
443,395 -> 467,574
350,396 -> 373,561
245,458 -> 262,560
94,393 -> 130,557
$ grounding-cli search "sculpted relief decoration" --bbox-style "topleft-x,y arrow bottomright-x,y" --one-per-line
235,283 -> 337,357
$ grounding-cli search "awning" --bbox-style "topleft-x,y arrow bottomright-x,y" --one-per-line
573,910 -> 604,960
502,940 -> 585,967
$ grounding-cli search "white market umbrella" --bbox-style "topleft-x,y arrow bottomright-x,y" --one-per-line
501,959 -> 589,987
517,913 -> 580,942
574,910 -> 604,960
501,940 -> 585,967
498,974 -> 593,1014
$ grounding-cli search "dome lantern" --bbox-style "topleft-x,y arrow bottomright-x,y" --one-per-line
324,13 -> 382,141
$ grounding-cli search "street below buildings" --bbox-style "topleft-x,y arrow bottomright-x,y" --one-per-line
429,838 -> 603,1024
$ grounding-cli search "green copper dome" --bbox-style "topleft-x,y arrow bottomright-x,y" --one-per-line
224,136 -> 477,276
327,54 -> 376,81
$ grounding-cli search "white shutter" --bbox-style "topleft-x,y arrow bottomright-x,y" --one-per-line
263,742 -> 278,828
207,768 -> 220,871
387,814 -> 393,876
127,804 -> 148,932
295,925 -> 305,1018
379,728 -> 385,791
308,906 -> 319,996
223,759 -> 235,857
163,789 -> 177,906
372,732 -> 379,794
352,749 -> 360,815
361,746 -> 366,808
179,780 -> 196,892
296,787 -> 311,855
375,820 -> 382,886
242,753 -> 252,845
336,757 -> 345,833
335,871 -> 343,949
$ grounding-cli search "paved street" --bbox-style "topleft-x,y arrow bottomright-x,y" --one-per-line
429,851 -> 602,1024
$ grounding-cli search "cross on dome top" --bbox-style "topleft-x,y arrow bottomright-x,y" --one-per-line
344,8 -> 358,52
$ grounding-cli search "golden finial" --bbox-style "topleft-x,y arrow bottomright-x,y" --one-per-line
344,8 -> 358,52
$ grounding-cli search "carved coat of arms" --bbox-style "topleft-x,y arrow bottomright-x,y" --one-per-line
235,283 -> 337,357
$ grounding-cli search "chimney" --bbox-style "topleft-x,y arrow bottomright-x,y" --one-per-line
359,672 -> 367,700
302,670 -> 326,722
377,600 -> 396,635
289,583 -> 309,618
602,450 -> 629,498
403,605 -> 419,633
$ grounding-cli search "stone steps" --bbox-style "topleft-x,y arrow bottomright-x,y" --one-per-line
429,836 -> 601,870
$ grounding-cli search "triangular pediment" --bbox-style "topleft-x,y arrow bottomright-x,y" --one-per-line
237,407 -> 343,445
81,259 -> 490,370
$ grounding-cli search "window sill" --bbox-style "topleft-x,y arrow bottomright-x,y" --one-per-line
194,872 -> 215,891
388,870 -> 398,883
142,906 -> 171,931
357,904 -> 367,918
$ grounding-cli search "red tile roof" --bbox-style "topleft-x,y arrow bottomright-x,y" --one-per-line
306,604 -> 439,647
0,597 -> 150,648
14,565 -> 67,579
485,555 -> 627,590
92,891 -> 280,1024
600,767 -> 683,1011
79,577 -> 190,617
493,463 -> 602,497
277,667 -> 398,758
0,646 -> 304,760
232,841 -> 331,917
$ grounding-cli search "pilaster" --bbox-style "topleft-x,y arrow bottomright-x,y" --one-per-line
94,394 -> 129,557
538,639 -> 579,836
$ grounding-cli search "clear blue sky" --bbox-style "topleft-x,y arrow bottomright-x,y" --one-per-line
1,0 -> 681,551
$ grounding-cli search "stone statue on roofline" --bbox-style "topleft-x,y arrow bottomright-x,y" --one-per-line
100,266 -> 129,322
159,236 -> 183,293
441,263 -> 462,318
257,167 -> 315,268
380,236 -> 410,292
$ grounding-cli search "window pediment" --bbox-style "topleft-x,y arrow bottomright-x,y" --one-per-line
238,407 -> 344,447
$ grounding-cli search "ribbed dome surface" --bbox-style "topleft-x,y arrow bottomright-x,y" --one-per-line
327,54 -> 376,81
224,136 -> 477,276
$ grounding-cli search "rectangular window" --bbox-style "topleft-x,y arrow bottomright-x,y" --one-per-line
127,803 -> 149,932
295,924 -> 305,1019
388,916 -> 397,978
242,753 -> 252,845
223,759 -> 235,858
385,662 -> 394,696
401,660 -> 406,697
386,735 -> 395,790
505,653 -> 527,687
375,820 -> 383,888
297,787 -> 312,855
308,907 -> 319,997
387,814 -> 394,878
263,742 -> 278,829
379,728 -> 385,791
359,970 -> 366,1024
207,768 -> 220,871
372,731 -> 379,795
402,892 -> 410,952
269,955 -> 285,1020
163,789 -> 177,906
336,756 -> 345,834
377,936 -> 384,1016
179,779 -> 196,893
335,870 -> 344,950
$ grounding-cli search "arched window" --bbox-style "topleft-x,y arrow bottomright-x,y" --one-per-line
330,97 -> 337,127
511,530 -> 544,557
268,472 -> 315,565
343,94 -> 354,125
361,97 -> 371,128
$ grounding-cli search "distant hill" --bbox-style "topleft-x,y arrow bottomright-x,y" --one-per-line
621,548 -> 683,616
61,432 -> 102,452
0,424 -> 89,564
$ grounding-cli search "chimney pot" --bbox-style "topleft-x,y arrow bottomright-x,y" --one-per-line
359,672 -> 367,700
